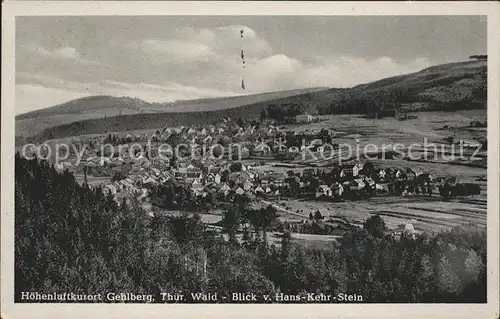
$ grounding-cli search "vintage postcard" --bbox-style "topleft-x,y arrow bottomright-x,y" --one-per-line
1,1 -> 499,319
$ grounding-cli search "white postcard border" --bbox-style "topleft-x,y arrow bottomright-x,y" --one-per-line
2,2 -> 499,319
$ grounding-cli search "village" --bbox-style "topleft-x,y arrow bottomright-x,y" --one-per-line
42,110 -> 486,244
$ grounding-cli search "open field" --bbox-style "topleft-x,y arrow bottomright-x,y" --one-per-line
262,195 -> 486,234
284,109 -> 487,172
283,109 -> 486,147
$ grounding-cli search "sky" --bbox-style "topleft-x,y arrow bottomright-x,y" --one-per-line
15,15 -> 486,114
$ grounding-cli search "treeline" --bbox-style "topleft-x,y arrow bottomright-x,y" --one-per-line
469,55 -> 487,60
15,155 -> 486,303
263,103 -> 310,122
316,88 -> 413,116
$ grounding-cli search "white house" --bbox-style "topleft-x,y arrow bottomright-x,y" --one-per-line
235,187 -> 245,195
218,183 -> 231,195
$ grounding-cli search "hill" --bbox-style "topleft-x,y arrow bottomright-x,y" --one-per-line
16,87 -> 328,137
24,88 -> 341,142
310,59 -> 487,115
17,59 -> 487,141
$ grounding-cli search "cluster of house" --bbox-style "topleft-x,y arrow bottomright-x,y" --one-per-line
101,158 -> 287,205
134,120 -> 289,148
54,117 -> 335,182
49,116 -> 441,211
95,150 -> 437,210
313,162 -> 434,199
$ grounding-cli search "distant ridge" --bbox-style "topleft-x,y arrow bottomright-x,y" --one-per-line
17,87 -> 329,119
16,59 -> 486,140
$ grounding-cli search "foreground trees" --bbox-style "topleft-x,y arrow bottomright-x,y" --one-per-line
15,155 -> 486,303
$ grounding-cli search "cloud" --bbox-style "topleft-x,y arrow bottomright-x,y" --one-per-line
245,55 -> 432,92
53,46 -> 79,59
175,26 -> 217,45
123,25 -> 273,67
214,25 -> 273,58
129,39 -> 216,64
296,56 -> 432,88
18,42 -> 104,66
117,24 -> 430,94
242,54 -> 302,91
16,25 -> 433,114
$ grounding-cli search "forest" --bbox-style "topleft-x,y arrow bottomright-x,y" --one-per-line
15,154 -> 486,303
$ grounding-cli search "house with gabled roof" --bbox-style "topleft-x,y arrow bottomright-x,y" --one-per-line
253,143 -> 271,156
254,186 -> 265,195
316,185 -> 332,198
205,173 -> 221,185
218,183 -> 231,196
233,186 -> 245,196
243,180 -> 253,191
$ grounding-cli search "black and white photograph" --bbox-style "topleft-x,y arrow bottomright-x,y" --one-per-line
2,2 -> 499,319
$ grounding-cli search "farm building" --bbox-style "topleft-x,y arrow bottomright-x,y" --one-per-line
296,113 -> 315,123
